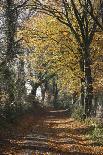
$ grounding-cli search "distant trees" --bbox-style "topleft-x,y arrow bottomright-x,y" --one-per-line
19,13 -> 80,105
29,0 -> 103,117
0,0 -> 103,120
0,0 -> 33,119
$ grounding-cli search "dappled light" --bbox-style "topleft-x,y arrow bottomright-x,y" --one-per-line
0,113 -> 103,154
0,0 -> 103,154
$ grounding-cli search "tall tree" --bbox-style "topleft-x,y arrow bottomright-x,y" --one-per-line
31,0 -> 99,117
0,0 -> 31,117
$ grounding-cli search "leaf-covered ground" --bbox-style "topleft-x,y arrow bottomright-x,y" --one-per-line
0,113 -> 103,155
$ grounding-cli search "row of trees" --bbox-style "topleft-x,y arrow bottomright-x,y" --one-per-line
0,0 -> 103,120
22,0 -> 103,117
0,0 -> 32,119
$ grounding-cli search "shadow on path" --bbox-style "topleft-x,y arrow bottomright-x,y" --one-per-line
0,111 -> 103,155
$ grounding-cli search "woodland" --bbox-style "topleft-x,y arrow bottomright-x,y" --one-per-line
0,0 -> 103,154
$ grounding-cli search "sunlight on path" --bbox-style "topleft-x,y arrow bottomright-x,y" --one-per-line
1,115 -> 103,155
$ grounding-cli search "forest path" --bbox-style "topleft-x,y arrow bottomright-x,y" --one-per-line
0,112 -> 103,155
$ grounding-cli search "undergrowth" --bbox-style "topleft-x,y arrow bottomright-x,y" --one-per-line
85,118 -> 103,145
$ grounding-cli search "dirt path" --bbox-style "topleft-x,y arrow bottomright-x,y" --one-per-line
0,113 -> 103,155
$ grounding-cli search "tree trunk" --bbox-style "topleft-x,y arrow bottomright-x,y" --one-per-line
31,82 -> 39,98
72,92 -> 77,105
6,0 -> 17,62
15,58 -> 26,110
80,55 -> 85,109
84,50 -> 93,117
41,82 -> 48,103
93,95 -> 98,117
81,79 -> 85,107
52,78 -> 58,109
5,0 -> 17,105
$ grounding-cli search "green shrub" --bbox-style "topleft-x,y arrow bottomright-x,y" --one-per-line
71,105 -> 84,120
86,118 -> 103,145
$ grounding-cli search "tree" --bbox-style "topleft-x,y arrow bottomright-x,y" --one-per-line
19,13 -> 81,96
0,0 -> 33,119
14,0 -> 103,116
31,0 -> 99,117
87,0 -> 103,31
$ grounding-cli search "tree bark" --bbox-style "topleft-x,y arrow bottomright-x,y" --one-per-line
6,0 -> 17,61
84,50 -> 93,117
31,82 -> 39,98
5,0 -> 17,105
80,56 -> 85,108
52,78 -> 58,109
41,82 -> 48,103
79,47 -> 93,117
